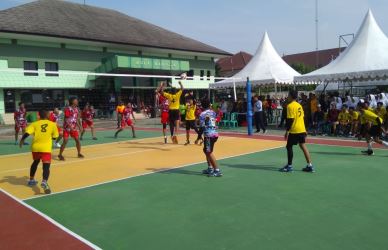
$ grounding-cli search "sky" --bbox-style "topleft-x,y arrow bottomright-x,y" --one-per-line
1,0 -> 387,56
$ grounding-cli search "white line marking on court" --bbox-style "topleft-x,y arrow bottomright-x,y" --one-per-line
0,144 -> 183,174
0,188 -> 102,250
23,145 -> 283,201
0,137 -> 235,174
0,134 -> 164,159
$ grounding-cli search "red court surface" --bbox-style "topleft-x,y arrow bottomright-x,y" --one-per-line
0,190 -> 97,250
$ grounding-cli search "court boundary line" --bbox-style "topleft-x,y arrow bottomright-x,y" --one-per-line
0,188 -> 102,250
24,144 -> 284,201
0,137 -> 236,175
0,132 -> 164,159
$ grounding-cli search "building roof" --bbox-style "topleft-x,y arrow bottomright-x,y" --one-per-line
216,51 -> 253,76
0,0 -> 230,56
282,47 -> 345,69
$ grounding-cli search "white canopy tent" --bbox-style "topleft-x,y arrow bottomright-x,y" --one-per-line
296,10 -> 388,84
211,32 -> 301,90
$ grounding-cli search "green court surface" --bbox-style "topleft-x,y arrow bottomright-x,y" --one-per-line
25,144 -> 388,250
0,130 -> 160,155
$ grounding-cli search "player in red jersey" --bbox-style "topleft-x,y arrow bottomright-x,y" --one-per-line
49,107 -> 63,148
14,102 -> 28,145
114,102 -> 136,138
58,97 -> 84,161
80,104 -> 97,141
156,85 -> 170,144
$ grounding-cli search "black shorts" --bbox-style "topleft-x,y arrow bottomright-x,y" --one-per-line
287,133 -> 307,147
369,125 -> 382,137
185,120 -> 196,130
169,110 -> 180,123
203,137 -> 218,154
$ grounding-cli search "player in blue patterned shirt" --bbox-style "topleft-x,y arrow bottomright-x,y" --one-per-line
199,99 -> 222,177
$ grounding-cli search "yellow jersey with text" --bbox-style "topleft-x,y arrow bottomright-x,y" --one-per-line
362,109 -> 383,126
185,104 -> 196,121
26,120 -> 59,153
287,101 -> 306,134
163,90 -> 182,110
338,111 -> 351,123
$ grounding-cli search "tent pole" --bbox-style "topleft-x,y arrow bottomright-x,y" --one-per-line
274,82 -> 278,96
246,77 -> 253,136
233,78 -> 237,102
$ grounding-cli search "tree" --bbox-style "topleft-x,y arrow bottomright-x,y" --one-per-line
290,62 -> 315,74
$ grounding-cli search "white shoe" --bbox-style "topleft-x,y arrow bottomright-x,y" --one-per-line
55,142 -> 61,148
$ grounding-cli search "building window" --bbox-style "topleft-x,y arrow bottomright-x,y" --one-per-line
200,70 -> 205,80
24,61 -> 38,76
207,70 -> 211,80
187,69 -> 194,80
45,62 -> 59,76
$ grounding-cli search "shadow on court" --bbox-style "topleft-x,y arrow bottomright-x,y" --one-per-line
0,175 -> 43,195
311,151 -> 386,157
223,163 -> 280,172
146,168 -> 203,176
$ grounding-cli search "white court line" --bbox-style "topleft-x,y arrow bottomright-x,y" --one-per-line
24,145 -> 283,201
0,144 -> 183,174
0,188 -> 102,250
0,135 -> 164,159
0,137 -> 235,174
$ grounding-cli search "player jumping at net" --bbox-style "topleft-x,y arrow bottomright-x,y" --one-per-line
49,107 -> 63,148
114,102 -> 136,138
58,97 -> 84,161
159,74 -> 185,144
19,109 -> 59,194
280,90 -> 315,173
199,99 -> 222,177
14,102 -> 28,145
156,83 -> 170,144
80,104 -> 97,140
358,103 -> 388,155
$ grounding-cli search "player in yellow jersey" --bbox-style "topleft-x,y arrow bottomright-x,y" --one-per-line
184,98 -> 198,145
280,90 -> 314,173
19,109 -> 59,194
358,103 -> 388,155
159,74 -> 185,144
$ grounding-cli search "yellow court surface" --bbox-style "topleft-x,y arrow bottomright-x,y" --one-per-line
0,136 -> 285,199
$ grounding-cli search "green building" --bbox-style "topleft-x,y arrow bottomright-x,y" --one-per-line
0,0 -> 230,116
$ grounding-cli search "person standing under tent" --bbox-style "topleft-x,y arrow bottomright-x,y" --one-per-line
155,83 -> 170,144
253,96 -> 266,133
80,104 -> 97,141
14,102 -> 28,145
58,97 -> 84,161
49,107 -> 63,148
199,99 -> 222,177
280,90 -> 314,173
114,102 -> 136,138
20,109 -> 59,194
159,75 -> 185,144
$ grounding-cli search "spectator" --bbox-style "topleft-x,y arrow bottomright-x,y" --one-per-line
312,104 -> 325,135
327,103 -> 339,135
253,96 -> 266,134
337,104 -> 351,136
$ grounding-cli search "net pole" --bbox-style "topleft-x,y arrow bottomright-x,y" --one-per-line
233,78 -> 237,102
246,77 -> 253,136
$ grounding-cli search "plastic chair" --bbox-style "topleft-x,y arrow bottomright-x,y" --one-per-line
219,112 -> 231,128
226,113 -> 238,128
